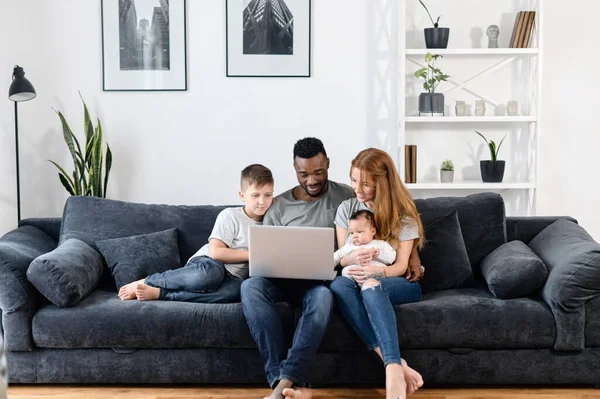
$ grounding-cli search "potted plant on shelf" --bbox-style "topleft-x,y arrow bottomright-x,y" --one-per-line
419,0 -> 450,49
440,159 -> 454,183
414,53 -> 449,116
475,130 -> 506,183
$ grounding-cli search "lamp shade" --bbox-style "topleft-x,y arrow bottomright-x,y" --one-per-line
9,66 -> 36,102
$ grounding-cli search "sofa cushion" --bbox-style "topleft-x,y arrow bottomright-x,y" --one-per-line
321,285 -> 556,351
418,211 -> 474,293
480,240 -> 548,299
26,239 -> 104,308
415,192 -> 507,275
31,289 -> 294,349
97,229 -> 181,290
585,295 -> 600,347
529,219 -> 600,351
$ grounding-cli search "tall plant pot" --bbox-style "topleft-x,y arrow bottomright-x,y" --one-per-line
480,160 -> 505,182
425,27 -> 450,49
419,93 -> 444,116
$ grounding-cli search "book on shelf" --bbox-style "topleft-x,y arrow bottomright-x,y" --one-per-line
510,10 -> 536,48
521,11 -> 536,48
509,11 -> 525,48
404,145 -> 411,183
404,145 -> 417,184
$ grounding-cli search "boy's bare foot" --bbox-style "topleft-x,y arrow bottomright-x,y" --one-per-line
263,378 -> 293,399
386,363 -> 407,399
282,387 -> 313,399
135,284 -> 160,301
118,279 -> 144,300
401,359 -> 423,394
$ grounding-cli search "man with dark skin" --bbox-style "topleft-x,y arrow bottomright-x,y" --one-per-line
241,138 -> 423,399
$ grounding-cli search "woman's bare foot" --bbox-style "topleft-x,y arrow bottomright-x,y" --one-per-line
263,379 -> 293,399
135,284 -> 160,301
386,363 -> 407,399
282,387 -> 313,399
401,359 -> 423,394
118,279 -> 144,300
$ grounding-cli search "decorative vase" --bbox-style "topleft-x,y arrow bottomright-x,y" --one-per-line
455,101 -> 466,116
475,100 -> 486,116
418,93 -> 445,116
507,100 -> 519,116
480,160 -> 505,182
440,170 -> 454,183
424,27 -> 450,49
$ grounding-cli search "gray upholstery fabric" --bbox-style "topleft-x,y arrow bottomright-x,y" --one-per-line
7,347 -> 600,385
0,226 -> 57,351
19,218 -> 62,242
97,229 -> 181,290
506,216 -> 577,244
27,239 -> 104,308
320,285 -> 555,351
586,296 -> 600,347
32,289 -> 293,349
418,211 -> 474,293
415,192 -> 506,275
481,240 -> 548,299
529,219 -> 600,351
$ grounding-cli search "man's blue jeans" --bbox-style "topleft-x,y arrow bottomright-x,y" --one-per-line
330,276 -> 421,366
241,277 -> 334,388
144,256 -> 242,303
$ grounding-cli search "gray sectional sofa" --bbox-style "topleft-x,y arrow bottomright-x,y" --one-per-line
1,192 -> 599,386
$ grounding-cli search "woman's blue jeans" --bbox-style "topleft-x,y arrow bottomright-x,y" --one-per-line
144,256 -> 242,303
330,276 -> 421,366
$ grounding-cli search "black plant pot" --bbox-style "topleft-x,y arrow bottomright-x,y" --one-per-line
480,160 -> 505,182
424,27 -> 450,49
418,93 -> 444,115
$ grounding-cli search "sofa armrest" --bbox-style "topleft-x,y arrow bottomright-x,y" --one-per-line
506,216 -> 577,243
0,226 -> 57,351
528,219 -> 600,351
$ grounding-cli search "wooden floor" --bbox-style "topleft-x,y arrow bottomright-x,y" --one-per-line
7,386 -> 600,399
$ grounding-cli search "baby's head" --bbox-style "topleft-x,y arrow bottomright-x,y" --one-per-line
348,210 -> 377,246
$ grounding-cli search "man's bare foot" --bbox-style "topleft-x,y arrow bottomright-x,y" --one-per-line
135,284 -> 160,301
118,279 -> 144,300
386,363 -> 406,399
401,359 -> 423,394
282,387 -> 313,399
263,379 -> 293,399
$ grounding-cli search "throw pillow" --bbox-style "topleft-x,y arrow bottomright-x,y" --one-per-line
96,228 -> 181,290
480,240 -> 548,299
418,210 -> 474,294
528,219 -> 600,351
26,238 -> 104,308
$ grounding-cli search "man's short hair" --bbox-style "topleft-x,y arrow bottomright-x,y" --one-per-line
293,137 -> 327,160
241,164 -> 274,190
349,210 -> 376,228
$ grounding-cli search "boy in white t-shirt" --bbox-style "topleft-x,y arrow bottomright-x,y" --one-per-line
117,164 -> 274,303
334,210 -> 396,282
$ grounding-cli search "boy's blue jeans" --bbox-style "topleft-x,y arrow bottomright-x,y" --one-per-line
144,256 -> 242,303
330,276 -> 421,366
241,277 -> 334,389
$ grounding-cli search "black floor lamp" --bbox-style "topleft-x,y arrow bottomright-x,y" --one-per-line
8,65 -> 36,224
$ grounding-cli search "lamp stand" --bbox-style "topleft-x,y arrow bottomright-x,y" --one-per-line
14,101 -> 21,223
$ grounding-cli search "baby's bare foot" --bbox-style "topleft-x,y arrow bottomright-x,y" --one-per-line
401,358 -> 423,394
118,279 -> 144,300
135,284 -> 160,301
282,387 -> 313,399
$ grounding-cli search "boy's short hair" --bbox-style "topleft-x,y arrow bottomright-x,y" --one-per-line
293,137 -> 327,160
349,210 -> 376,229
240,164 -> 274,190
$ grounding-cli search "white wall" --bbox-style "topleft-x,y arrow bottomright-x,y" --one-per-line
0,0 -> 599,240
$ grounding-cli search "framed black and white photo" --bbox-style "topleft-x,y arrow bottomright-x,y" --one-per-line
101,0 -> 187,91
226,0 -> 311,77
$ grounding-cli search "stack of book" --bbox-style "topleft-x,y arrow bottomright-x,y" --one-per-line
404,145 -> 417,184
509,11 -> 536,48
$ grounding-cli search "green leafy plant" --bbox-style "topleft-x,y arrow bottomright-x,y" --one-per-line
419,0 -> 442,28
49,94 -> 112,197
475,131 -> 506,162
414,53 -> 450,94
441,159 -> 454,171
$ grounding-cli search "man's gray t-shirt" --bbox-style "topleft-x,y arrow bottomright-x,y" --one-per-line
193,207 -> 259,279
334,198 -> 419,245
263,180 -> 354,248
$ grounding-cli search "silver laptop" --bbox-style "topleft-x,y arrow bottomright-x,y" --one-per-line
248,225 -> 336,280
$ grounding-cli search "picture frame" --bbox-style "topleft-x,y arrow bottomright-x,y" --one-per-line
101,0 -> 187,91
226,0 -> 311,78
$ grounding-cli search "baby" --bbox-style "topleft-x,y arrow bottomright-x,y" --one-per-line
334,210 -> 396,280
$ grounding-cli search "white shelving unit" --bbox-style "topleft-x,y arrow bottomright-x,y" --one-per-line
398,0 -> 543,214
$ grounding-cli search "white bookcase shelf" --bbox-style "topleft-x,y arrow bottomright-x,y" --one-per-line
406,48 -> 539,56
406,181 -> 535,190
405,116 -> 537,123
